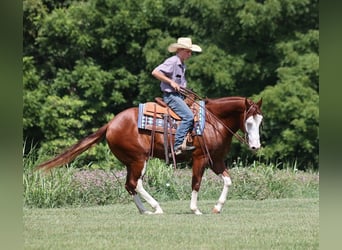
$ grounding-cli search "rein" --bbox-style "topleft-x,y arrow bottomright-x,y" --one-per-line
179,87 -> 249,145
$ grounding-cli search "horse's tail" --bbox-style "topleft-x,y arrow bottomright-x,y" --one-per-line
35,123 -> 109,171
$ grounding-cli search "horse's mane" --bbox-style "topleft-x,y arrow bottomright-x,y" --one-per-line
204,96 -> 246,104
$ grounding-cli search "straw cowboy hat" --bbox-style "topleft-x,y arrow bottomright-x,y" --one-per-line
168,37 -> 202,53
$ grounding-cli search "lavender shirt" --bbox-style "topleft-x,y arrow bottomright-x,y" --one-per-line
153,55 -> 187,93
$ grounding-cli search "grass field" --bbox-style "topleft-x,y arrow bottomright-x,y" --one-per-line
24,198 -> 318,250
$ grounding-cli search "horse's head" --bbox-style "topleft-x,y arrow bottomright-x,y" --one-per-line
244,98 -> 263,150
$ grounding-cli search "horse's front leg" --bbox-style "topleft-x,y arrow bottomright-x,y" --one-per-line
190,158 -> 206,215
190,190 -> 202,215
212,169 -> 232,214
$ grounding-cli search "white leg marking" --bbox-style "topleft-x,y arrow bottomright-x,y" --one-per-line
141,161 -> 147,177
135,172 -> 163,214
213,175 -> 232,213
190,190 -> 202,215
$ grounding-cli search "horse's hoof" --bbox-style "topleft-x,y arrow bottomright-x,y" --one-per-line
154,209 -> 164,214
191,209 -> 203,215
143,211 -> 153,215
152,206 -> 163,214
212,207 -> 221,214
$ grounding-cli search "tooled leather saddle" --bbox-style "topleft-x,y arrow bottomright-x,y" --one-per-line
137,97 -> 205,135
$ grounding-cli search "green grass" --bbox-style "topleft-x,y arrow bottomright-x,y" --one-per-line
24,198 -> 319,250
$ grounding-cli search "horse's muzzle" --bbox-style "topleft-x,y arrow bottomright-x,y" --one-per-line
250,146 -> 260,151
249,142 -> 261,151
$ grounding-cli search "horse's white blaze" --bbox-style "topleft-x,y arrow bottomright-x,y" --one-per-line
134,161 -> 163,214
214,175 -> 232,213
245,114 -> 263,149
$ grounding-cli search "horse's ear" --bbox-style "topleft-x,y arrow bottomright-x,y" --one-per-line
256,98 -> 263,107
245,98 -> 251,108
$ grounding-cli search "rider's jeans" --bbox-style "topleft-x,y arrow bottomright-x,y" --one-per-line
163,92 -> 194,149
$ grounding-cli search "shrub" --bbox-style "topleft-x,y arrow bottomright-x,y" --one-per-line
229,161 -> 319,200
23,147 -> 319,208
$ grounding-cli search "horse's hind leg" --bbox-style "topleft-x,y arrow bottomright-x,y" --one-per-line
136,178 -> 163,214
126,161 -> 163,214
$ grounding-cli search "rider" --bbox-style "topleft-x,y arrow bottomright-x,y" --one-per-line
152,37 -> 202,155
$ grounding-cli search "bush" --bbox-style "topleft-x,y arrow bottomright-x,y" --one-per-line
229,162 -> 319,200
23,147 -> 319,208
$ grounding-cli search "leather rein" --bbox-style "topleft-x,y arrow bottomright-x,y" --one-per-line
179,87 -> 252,146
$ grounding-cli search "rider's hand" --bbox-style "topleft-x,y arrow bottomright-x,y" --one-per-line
170,81 -> 180,92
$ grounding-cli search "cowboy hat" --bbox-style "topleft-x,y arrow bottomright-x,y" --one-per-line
168,37 -> 202,53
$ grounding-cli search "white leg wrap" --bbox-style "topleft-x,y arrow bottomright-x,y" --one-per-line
213,176 -> 232,213
135,179 -> 163,214
133,194 -> 149,214
190,190 -> 202,215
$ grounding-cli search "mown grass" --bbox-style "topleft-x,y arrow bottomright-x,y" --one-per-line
24,198 -> 319,250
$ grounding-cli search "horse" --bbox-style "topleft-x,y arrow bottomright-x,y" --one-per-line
36,95 -> 263,215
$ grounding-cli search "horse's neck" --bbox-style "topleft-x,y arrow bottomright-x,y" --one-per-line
206,97 -> 245,119
204,98 -> 245,144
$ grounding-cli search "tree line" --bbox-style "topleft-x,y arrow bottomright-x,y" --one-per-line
23,0 -> 319,169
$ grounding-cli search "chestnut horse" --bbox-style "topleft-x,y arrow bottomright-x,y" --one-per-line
36,96 -> 263,215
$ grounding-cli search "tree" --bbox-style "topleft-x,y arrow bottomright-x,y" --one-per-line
23,0 -> 319,169
23,56 -> 47,145
255,82 -> 318,169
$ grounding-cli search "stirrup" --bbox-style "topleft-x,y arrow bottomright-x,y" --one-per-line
174,145 -> 195,155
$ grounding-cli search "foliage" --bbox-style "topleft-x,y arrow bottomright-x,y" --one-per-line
24,147 -> 319,208
255,82 -> 319,168
23,0 -> 319,169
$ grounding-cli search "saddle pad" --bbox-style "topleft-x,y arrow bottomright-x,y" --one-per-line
137,100 -> 206,135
